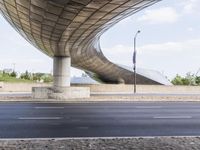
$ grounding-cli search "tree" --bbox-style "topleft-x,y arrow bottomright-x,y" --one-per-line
171,74 -> 183,85
32,73 -> 44,81
185,72 -> 196,85
41,74 -> 53,83
10,71 -> 17,78
181,78 -> 190,85
2,71 -> 9,77
171,73 -> 197,86
20,70 -> 31,80
195,76 -> 200,85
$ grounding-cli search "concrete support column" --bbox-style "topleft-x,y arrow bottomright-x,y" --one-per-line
33,57 -> 90,99
53,56 -> 70,87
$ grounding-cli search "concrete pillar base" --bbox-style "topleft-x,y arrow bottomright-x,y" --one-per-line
32,86 -> 90,100
32,56 -> 91,100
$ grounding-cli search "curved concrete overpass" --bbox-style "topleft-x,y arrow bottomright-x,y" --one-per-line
0,0 -> 170,87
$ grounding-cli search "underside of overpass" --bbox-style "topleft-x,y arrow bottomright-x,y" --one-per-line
0,0 -> 171,99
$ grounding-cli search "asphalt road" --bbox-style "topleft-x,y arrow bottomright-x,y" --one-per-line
1,102 -> 200,138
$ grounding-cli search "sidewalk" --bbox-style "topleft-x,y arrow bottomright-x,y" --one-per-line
1,92 -> 200,102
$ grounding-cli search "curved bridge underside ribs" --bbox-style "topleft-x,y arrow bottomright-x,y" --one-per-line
0,0 -> 170,85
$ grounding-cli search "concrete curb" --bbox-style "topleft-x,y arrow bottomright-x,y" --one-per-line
1,92 -> 200,102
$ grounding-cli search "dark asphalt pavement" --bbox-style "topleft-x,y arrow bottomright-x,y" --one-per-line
1,102 -> 200,138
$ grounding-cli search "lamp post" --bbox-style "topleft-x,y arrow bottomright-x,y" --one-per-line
133,30 -> 141,93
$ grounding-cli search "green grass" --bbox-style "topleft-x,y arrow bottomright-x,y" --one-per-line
0,76 -> 35,83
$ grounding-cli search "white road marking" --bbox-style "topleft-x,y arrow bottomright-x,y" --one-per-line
18,117 -> 62,120
34,107 -> 64,109
153,116 -> 192,119
135,106 -> 162,109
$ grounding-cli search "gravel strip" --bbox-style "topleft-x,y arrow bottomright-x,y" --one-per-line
0,137 -> 200,150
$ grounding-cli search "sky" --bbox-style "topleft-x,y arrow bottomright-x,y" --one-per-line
0,0 -> 200,80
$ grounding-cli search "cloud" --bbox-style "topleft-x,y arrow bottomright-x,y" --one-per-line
137,7 -> 179,24
102,42 -> 183,64
103,45 -> 133,65
181,0 -> 200,14
103,39 -> 200,58
138,39 -> 200,56
187,27 -> 194,32
139,42 -> 182,54
102,38 -> 200,78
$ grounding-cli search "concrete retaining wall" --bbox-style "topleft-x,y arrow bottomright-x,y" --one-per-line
0,83 -> 200,94
32,86 -> 90,99
75,84 -> 200,94
0,83 -> 50,92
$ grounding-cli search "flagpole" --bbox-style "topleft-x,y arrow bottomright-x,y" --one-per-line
133,30 -> 141,94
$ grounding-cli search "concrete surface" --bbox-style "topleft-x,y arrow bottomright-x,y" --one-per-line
1,102 -> 200,138
0,83 -> 50,92
2,92 -> 200,102
1,83 -> 200,94
81,84 -> 200,94
32,87 -> 90,99
1,137 -> 200,150
90,93 -> 200,102
53,56 -> 70,87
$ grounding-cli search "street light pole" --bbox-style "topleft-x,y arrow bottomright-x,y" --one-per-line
133,30 -> 141,94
